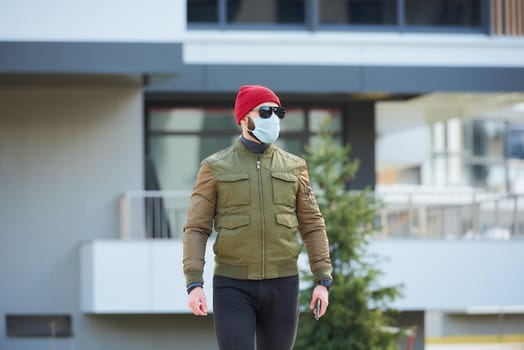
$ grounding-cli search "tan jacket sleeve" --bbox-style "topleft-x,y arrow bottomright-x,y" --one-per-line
183,161 -> 216,286
296,165 -> 333,282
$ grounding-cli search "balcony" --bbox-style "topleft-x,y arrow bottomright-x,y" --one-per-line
118,188 -> 524,240
79,189 -> 524,314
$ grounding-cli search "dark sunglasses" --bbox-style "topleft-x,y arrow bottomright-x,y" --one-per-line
252,106 -> 286,119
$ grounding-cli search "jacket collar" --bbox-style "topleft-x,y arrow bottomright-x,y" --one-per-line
235,137 -> 275,157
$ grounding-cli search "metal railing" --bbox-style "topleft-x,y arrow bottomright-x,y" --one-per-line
375,191 -> 524,240
119,190 -> 524,240
119,190 -> 192,240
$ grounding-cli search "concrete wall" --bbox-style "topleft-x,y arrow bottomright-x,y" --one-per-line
426,311 -> 524,337
0,84 -> 210,350
184,31 -> 524,68
79,239 -> 524,312
79,240 -> 215,313
371,240 -> 524,311
0,0 -> 185,41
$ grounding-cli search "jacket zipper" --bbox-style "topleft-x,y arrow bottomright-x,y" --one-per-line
256,156 -> 265,278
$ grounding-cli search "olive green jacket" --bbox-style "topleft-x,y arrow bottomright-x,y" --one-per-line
183,139 -> 332,285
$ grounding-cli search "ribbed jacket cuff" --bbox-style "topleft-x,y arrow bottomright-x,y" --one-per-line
186,282 -> 204,294
185,270 -> 204,285
313,269 -> 333,283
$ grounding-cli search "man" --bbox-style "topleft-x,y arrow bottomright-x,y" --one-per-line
183,84 -> 332,350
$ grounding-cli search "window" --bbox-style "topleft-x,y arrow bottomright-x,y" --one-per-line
187,0 -> 218,23
148,108 -> 239,190
188,0 -> 485,32
320,0 -> 397,25
462,120 -> 507,190
144,105 -> 341,238
146,106 -> 341,191
187,0 -> 305,26
405,0 -> 481,27
507,125 -> 524,159
228,0 -> 305,24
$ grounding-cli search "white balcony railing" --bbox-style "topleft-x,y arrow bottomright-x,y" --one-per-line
376,189 -> 524,240
118,189 -> 524,240
119,190 -> 192,240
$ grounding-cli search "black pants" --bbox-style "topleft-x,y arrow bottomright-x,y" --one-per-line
213,275 -> 300,350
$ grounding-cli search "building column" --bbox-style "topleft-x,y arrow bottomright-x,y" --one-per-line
343,101 -> 376,190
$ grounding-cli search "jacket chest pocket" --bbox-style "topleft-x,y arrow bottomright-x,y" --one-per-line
271,172 -> 298,208
216,173 -> 251,207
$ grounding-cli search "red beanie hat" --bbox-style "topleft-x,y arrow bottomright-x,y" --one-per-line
234,85 -> 281,125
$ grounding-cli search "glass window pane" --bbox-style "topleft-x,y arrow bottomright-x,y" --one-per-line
376,126 -> 428,185
405,0 -> 481,26
309,109 -> 342,132
465,163 -> 507,191
149,135 -> 238,190
280,108 -> 305,132
320,0 -> 397,25
228,0 -> 305,24
507,124 -> 524,159
276,138 -> 305,157
310,135 -> 342,149
464,120 -> 505,158
188,0 -> 218,23
149,136 -> 199,190
150,108 -> 239,132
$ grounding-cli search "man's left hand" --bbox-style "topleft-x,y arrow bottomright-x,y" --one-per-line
309,285 -> 329,319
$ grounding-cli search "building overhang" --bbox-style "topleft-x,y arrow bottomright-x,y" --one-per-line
145,64 -> 524,96
1,41 -> 523,93
0,41 -> 184,76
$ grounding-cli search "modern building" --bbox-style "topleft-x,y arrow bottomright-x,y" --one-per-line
1,1 -> 524,349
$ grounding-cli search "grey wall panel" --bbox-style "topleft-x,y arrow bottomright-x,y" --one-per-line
78,314 -> 217,350
147,65 -> 363,93
204,65 -> 363,93
441,313 -> 524,336
0,84 -> 219,349
0,85 -> 175,350
362,66 -> 524,92
0,42 -> 183,74
147,64 -> 524,94
1,41 -> 522,92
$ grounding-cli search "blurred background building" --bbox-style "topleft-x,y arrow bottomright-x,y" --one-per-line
1,1 -> 524,349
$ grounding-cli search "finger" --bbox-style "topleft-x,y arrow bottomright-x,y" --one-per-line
320,300 -> 328,317
194,297 -> 206,316
193,303 -> 205,316
189,298 -> 204,316
190,301 -> 200,315
199,298 -> 208,315
309,296 -> 316,310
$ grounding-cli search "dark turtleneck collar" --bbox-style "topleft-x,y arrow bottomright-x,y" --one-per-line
240,135 -> 269,154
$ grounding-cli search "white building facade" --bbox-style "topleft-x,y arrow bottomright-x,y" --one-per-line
1,1 -> 524,349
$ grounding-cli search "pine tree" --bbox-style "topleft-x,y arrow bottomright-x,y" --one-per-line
295,118 -> 404,350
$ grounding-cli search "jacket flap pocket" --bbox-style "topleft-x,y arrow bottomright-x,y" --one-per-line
216,215 -> 250,229
271,172 -> 298,182
276,214 -> 298,228
216,173 -> 249,182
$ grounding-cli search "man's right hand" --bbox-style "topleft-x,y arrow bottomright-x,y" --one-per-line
188,287 -> 208,316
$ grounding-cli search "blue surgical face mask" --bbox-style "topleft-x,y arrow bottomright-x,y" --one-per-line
248,114 -> 280,144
